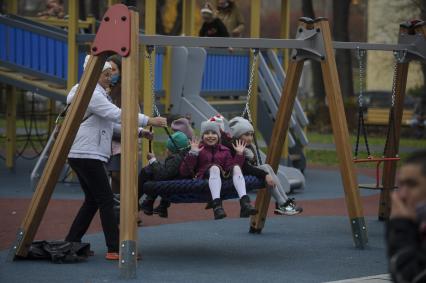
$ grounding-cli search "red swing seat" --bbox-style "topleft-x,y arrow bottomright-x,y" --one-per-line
353,156 -> 400,190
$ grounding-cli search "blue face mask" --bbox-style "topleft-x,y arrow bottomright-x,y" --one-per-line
111,73 -> 120,85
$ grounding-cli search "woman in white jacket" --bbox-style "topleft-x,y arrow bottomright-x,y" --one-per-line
65,55 -> 166,260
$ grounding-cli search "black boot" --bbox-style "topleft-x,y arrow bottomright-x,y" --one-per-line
153,199 -> 170,218
212,198 -> 227,220
204,200 -> 213,210
141,197 -> 155,216
239,195 -> 258,218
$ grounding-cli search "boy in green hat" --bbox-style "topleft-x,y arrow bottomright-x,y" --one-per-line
139,131 -> 190,218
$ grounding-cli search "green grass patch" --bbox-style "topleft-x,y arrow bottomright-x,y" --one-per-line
308,132 -> 426,149
0,119 -> 51,131
306,149 -> 411,167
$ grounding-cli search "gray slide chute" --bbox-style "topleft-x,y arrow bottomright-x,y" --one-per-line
170,47 -> 218,129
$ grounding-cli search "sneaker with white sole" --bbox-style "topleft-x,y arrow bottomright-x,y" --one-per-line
274,199 -> 303,216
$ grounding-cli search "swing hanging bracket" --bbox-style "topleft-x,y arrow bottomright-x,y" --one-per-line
91,4 -> 132,57
396,21 -> 426,63
290,17 -> 326,62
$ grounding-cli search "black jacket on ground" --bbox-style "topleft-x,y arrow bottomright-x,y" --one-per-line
199,18 -> 229,37
387,217 -> 426,283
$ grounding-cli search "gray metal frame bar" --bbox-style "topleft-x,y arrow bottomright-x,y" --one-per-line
139,35 -> 417,53
333,41 -> 412,51
140,35 -> 308,49
77,35 -> 421,54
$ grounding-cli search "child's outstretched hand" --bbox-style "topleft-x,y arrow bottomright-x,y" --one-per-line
190,137 -> 201,152
233,139 -> 247,155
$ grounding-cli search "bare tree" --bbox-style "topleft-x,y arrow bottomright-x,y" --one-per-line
333,0 -> 353,98
418,0 -> 426,112
301,0 -> 326,103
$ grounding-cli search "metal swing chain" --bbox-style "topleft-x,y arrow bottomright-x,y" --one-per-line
356,48 -> 366,109
145,45 -> 192,175
242,48 -> 260,123
146,46 -> 161,118
354,48 -> 371,159
240,48 -> 263,165
383,50 -> 406,157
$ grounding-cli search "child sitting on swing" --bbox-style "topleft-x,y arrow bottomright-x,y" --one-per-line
138,130 -> 191,218
180,120 -> 258,219
228,117 -> 303,215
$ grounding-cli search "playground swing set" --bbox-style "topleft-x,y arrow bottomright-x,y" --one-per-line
352,48 -> 404,190
6,4 -> 426,279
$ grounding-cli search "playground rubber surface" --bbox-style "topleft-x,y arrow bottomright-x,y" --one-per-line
0,159 -> 388,283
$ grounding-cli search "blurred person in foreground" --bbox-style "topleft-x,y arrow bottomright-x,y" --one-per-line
387,150 -> 426,282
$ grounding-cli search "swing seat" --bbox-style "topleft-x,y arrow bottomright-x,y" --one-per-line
143,175 -> 265,203
358,184 -> 398,190
353,157 -> 400,190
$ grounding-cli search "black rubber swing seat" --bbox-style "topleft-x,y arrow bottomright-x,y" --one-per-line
143,175 -> 265,203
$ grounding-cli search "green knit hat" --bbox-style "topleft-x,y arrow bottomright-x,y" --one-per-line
166,131 -> 189,153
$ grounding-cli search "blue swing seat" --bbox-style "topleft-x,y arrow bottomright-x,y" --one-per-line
143,175 -> 265,203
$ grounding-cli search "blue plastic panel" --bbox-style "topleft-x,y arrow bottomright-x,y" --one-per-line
1,19 -> 255,95
155,52 -> 163,91
201,53 -> 249,92
0,24 -> 5,61
1,23 -> 67,81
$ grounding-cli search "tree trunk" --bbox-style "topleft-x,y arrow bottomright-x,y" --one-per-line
79,0 -> 86,20
333,0 -> 353,99
420,0 -> 426,105
90,0 -> 100,20
301,0 -> 326,103
420,4 -> 426,118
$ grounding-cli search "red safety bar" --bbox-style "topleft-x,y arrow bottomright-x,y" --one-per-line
353,157 -> 400,188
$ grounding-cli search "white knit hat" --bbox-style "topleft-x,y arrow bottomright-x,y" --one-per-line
201,120 -> 221,138
83,55 -> 112,72
229,117 -> 254,138
201,7 -> 213,14
201,3 -> 213,15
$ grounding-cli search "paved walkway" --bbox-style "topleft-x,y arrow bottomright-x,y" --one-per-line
326,274 -> 391,283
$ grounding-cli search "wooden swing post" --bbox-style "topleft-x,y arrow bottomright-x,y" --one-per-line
249,18 -> 309,233
8,6 -> 139,274
9,54 -> 108,259
251,18 -> 368,248
250,58 -> 305,233
119,7 -> 140,279
378,23 -> 417,220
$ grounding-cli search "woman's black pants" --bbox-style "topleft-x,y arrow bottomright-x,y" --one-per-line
65,158 -> 119,253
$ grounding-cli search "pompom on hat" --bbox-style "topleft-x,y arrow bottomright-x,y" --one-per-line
208,114 -> 225,131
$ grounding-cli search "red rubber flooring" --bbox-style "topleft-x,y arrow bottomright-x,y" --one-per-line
0,193 -> 380,251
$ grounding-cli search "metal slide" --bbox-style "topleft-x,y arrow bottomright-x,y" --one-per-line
170,47 -> 305,192
170,47 -> 219,129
